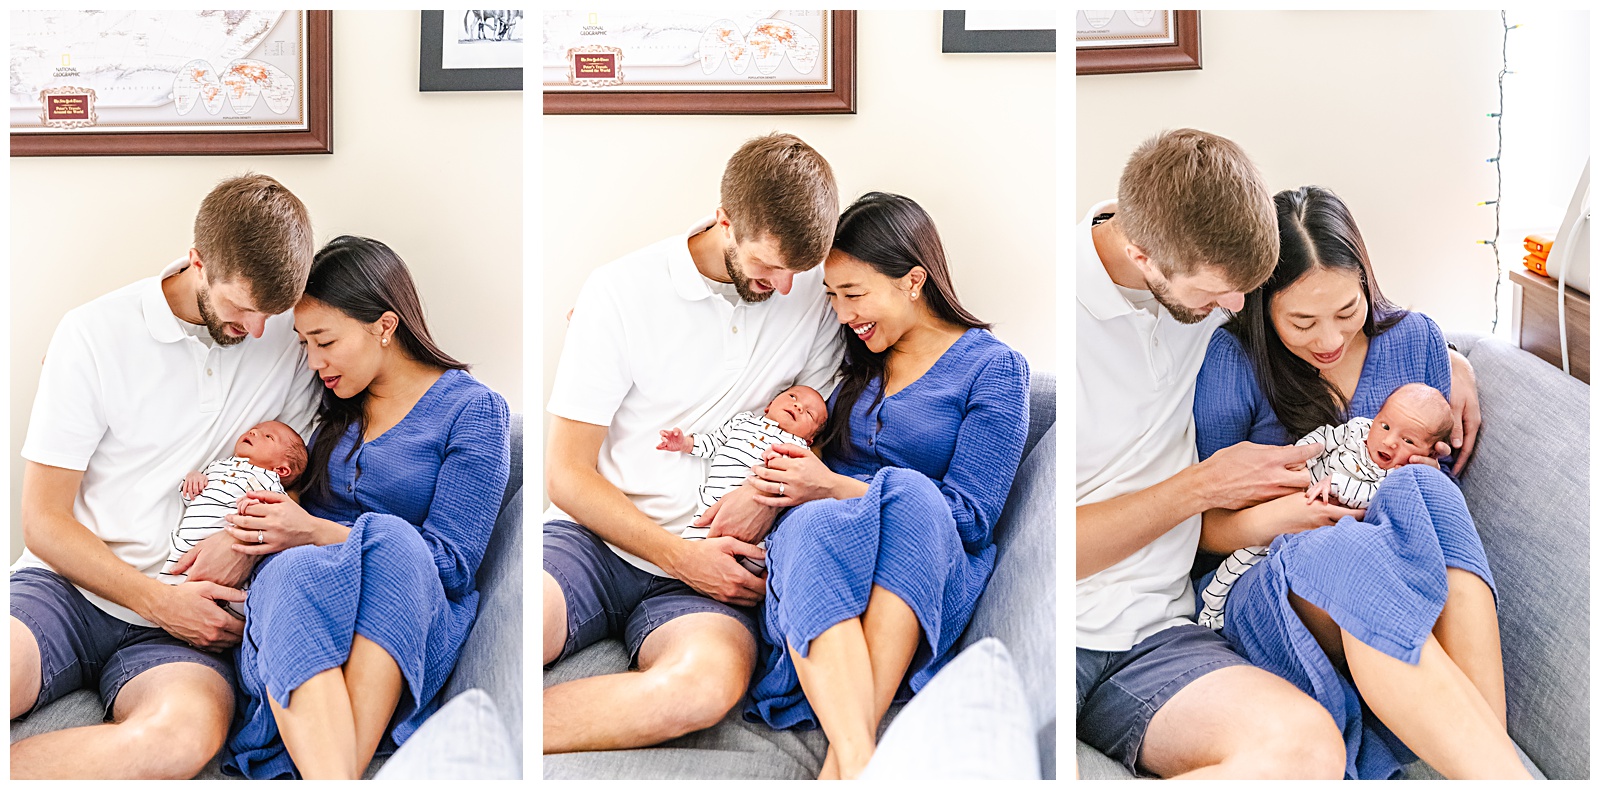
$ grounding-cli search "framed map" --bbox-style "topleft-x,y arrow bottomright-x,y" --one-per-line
543,10 -> 855,115
1076,10 -> 1201,75
10,10 -> 332,156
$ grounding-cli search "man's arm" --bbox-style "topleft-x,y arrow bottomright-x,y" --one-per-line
1077,441 -> 1320,580
22,462 -> 244,649
546,416 -> 765,605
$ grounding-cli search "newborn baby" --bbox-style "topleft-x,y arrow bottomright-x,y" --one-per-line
1197,383 -> 1452,630
159,420 -> 307,614
658,385 -> 826,571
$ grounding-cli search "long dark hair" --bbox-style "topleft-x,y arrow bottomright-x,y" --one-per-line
1225,186 -> 1407,438
299,236 -> 469,501
814,193 -> 990,455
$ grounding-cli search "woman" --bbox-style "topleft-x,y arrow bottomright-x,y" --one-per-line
739,193 -> 1029,779
220,236 -> 510,779
1194,187 -> 1526,779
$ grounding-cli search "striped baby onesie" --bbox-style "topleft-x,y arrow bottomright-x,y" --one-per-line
680,411 -> 809,539
160,456 -> 284,586
1198,417 -> 1388,630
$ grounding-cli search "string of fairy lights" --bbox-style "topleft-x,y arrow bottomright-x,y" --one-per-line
1477,12 -> 1520,333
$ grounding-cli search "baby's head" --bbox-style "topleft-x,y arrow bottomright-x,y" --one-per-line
1367,383 -> 1452,470
765,385 -> 828,443
233,420 -> 308,486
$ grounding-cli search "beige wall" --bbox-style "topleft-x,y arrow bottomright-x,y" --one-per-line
543,11 -> 1057,451
10,11 -> 522,559
1078,11 -> 1503,331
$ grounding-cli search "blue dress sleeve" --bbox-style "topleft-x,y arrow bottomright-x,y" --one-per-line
939,349 -> 1030,552
422,389 -> 511,600
1418,314 -> 1453,402
1195,328 -> 1273,461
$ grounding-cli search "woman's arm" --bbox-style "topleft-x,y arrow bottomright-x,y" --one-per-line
930,351 -> 1031,551
1200,494 -> 1366,554
418,390 -> 512,600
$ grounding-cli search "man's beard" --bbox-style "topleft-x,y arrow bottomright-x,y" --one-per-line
1148,272 -> 1212,325
196,285 -> 247,346
725,241 -> 773,304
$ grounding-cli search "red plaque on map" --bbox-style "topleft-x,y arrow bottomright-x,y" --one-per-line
567,46 -> 624,87
39,87 -> 98,129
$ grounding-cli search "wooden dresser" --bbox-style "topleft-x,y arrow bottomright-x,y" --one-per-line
1510,267 -> 1590,383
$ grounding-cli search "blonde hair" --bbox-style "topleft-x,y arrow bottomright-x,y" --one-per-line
1117,129 -> 1278,290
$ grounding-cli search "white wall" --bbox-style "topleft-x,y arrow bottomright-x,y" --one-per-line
10,11 -> 522,560
1078,11 -> 1514,332
543,11 -> 1056,451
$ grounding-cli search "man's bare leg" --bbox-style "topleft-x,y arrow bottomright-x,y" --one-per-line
544,612 -> 754,753
542,571 -> 567,666
1344,630 -> 1529,778
1431,568 -> 1507,726
11,662 -> 232,779
1140,664 -> 1345,778
345,634 -> 405,776
789,618 -> 876,780
10,617 -> 41,719
269,668 -> 358,779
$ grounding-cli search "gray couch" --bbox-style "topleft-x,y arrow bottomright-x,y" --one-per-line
1077,334 -> 1590,779
544,373 -> 1057,780
9,416 -> 525,779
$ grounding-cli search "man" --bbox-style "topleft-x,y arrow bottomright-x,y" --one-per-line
10,174 -> 320,779
543,133 -> 843,752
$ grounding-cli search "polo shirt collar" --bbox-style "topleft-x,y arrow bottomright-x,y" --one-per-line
668,214 -> 721,302
143,256 -> 195,344
1078,200 -> 1137,321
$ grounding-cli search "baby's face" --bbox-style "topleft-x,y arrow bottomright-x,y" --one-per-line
765,386 -> 827,442
1366,404 -> 1439,470
234,421 -> 307,484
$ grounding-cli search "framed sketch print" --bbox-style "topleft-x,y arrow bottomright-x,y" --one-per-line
1076,10 -> 1201,76
420,10 -> 523,92
542,10 -> 856,115
942,10 -> 1056,54
10,10 -> 332,156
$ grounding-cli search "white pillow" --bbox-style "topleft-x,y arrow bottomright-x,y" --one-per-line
375,689 -> 520,779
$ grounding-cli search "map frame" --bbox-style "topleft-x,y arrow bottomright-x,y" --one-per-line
1076,10 -> 1201,76
11,10 -> 332,157
543,11 -> 855,116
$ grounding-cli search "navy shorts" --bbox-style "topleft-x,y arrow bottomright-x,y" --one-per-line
1077,623 -> 1252,776
10,567 -> 236,717
543,519 -> 758,665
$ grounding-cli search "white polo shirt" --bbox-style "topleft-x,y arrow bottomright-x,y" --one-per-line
546,215 -> 843,576
16,257 -> 319,625
1075,201 -> 1228,651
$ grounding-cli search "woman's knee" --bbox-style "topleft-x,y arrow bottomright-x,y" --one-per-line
359,516 -> 432,570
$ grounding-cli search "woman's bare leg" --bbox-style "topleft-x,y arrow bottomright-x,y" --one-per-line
345,634 -> 405,777
1287,591 -> 1347,674
1431,568 -> 1507,726
1343,630 -> 1529,778
268,669 -> 358,779
860,585 -> 920,732
789,618 -> 876,779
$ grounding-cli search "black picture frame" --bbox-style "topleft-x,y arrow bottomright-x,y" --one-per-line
420,10 -> 522,92
941,10 -> 1056,53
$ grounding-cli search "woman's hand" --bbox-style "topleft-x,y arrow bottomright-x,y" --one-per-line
1247,492 -> 1365,546
749,443 -> 854,507
224,490 -> 347,555
1447,348 -> 1482,475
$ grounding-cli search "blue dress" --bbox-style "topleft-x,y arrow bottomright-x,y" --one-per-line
746,328 -> 1030,730
1194,313 -> 1496,780
225,369 -> 510,779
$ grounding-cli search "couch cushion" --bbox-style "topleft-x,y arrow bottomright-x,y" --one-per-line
955,423 -> 1056,778
443,489 -> 523,750
375,689 -> 519,779
1452,335 -> 1589,779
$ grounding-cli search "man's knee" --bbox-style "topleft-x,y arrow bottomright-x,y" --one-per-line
114,669 -> 233,778
11,616 -> 42,719
542,571 -> 567,666
644,656 -> 748,738
1248,694 -> 1345,779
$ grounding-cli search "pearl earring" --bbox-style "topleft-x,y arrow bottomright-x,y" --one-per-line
382,337 -> 389,346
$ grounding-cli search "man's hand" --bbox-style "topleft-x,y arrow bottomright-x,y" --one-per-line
169,529 -> 257,587
1447,348 -> 1482,475
694,482 -> 778,543
1197,442 -> 1320,511
664,537 -> 767,606
145,582 -> 247,651
657,428 -> 692,454
180,471 -> 208,501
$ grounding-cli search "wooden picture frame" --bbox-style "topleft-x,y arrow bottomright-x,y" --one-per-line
1076,10 -> 1201,76
543,11 -> 856,115
420,10 -> 523,92
11,11 -> 332,157
941,11 -> 1056,53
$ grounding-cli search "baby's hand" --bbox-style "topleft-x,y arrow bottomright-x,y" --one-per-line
181,471 -> 208,501
1305,475 -> 1333,505
657,428 -> 691,453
